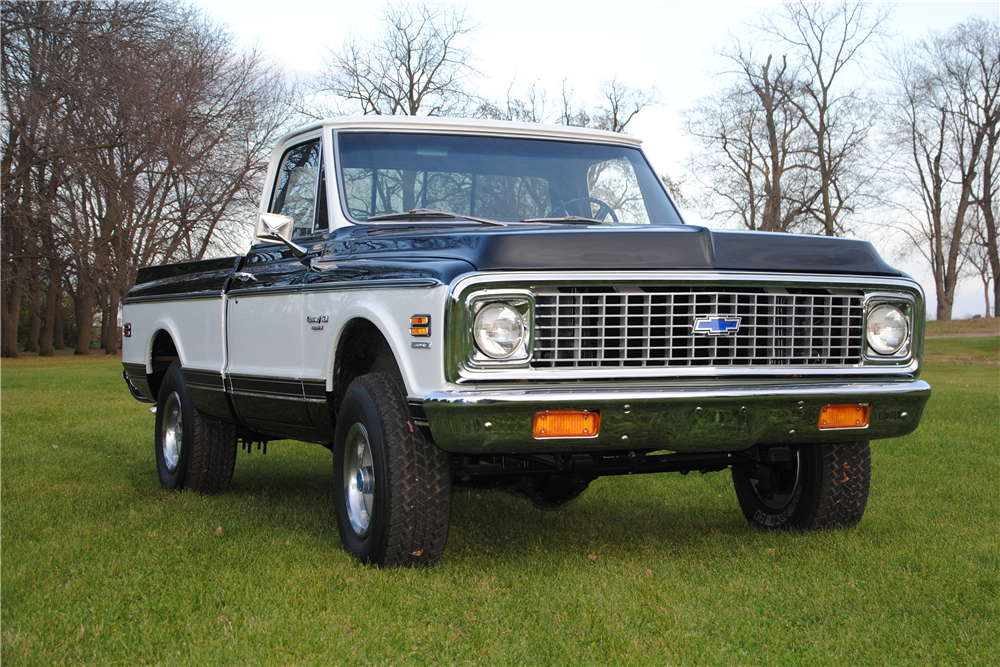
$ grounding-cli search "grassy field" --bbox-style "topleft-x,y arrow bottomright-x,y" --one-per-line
925,316 -> 999,336
2,339 -> 998,666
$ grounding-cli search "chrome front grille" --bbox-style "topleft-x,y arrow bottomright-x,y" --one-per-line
531,286 -> 864,368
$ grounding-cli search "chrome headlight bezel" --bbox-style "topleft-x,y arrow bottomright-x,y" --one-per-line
863,294 -> 914,363
464,290 -> 534,368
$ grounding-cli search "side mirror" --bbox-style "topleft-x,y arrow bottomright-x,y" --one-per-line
255,212 -> 308,258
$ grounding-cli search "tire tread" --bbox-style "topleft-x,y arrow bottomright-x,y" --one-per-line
156,362 -> 237,495
342,373 -> 451,567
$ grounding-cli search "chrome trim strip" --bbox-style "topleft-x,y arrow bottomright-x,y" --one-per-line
228,278 -> 442,299
422,379 -> 931,454
227,389 -> 327,404
300,278 -> 442,293
123,291 -> 223,305
224,373 -> 327,400
228,286 -> 302,298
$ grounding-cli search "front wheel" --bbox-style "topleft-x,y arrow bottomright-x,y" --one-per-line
333,373 -> 451,567
732,441 -> 870,530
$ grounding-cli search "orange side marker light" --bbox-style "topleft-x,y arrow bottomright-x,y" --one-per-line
818,404 -> 871,429
533,411 -> 601,438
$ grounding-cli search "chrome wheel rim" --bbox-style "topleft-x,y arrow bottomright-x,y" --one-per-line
750,449 -> 801,510
343,423 -> 375,537
162,391 -> 183,473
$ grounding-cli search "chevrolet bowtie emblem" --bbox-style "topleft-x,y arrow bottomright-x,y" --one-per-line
693,316 -> 741,335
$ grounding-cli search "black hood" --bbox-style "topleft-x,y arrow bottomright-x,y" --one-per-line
341,224 -> 901,276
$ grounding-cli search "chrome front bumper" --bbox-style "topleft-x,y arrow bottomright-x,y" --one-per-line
422,379 -> 931,454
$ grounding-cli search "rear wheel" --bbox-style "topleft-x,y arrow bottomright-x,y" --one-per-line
333,373 -> 451,567
732,441 -> 870,530
154,361 -> 237,494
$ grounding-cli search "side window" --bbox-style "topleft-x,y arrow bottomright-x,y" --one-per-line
271,140 -> 321,238
587,157 -> 652,224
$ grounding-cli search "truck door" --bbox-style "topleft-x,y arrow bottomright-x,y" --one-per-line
225,137 -> 328,440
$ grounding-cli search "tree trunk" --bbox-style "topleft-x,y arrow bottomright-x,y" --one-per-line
39,262 -> 64,356
981,274 -> 992,319
1,281 -> 25,357
1,256 -> 30,357
54,272 -> 66,350
74,283 -> 93,355
936,289 -> 954,322
102,294 -> 120,354
980,126 -> 998,317
24,262 -> 42,353
99,296 -> 110,353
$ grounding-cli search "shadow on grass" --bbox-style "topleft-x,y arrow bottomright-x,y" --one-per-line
200,446 -> 754,563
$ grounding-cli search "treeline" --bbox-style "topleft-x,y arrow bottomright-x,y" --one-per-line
1,1 -> 292,357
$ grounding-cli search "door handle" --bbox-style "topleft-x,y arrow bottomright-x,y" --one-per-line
234,272 -> 256,283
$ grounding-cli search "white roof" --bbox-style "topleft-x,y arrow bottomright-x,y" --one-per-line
277,115 -> 644,148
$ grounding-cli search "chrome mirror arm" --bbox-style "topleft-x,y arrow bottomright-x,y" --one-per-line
255,212 -> 309,258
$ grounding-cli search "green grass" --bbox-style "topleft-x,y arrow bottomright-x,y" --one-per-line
924,335 -> 999,366
925,316 -> 999,336
2,346 -> 998,665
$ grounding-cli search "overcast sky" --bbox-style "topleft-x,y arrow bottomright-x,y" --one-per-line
194,0 -> 999,317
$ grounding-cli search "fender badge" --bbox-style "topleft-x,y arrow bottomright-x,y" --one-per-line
693,316 -> 741,335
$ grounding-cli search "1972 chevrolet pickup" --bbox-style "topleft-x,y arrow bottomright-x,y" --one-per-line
122,116 -> 930,567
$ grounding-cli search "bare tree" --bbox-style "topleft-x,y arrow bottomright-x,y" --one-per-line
661,172 -> 690,209
318,3 -> 480,117
762,1 -> 891,236
886,16 -> 999,320
974,27 -> 1000,316
684,2 -> 886,237
2,1 -> 293,355
2,1 -> 155,356
480,76 -> 658,136
558,76 -> 660,134
686,44 -> 815,232
964,208 -> 995,316
476,79 -> 551,124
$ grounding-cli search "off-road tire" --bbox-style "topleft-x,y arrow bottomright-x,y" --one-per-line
333,373 -> 451,567
155,361 -> 237,494
732,441 -> 870,530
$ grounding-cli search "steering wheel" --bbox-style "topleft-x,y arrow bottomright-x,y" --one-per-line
557,197 -> 619,223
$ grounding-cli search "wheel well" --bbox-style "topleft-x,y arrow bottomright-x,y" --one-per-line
148,330 -> 179,400
332,319 -> 401,416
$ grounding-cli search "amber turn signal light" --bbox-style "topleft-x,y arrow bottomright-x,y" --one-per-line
533,410 -> 600,438
818,404 -> 871,429
409,315 -> 430,336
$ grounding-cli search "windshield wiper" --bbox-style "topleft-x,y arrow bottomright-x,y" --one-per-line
366,208 -> 506,226
518,215 -> 616,225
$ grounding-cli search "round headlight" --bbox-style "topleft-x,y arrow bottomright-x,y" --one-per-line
474,302 -> 525,359
867,304 -> 909,355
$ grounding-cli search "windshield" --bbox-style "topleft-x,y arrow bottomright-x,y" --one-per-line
336,132 -> 684,225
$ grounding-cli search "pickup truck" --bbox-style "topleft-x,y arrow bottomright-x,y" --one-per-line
122,116 -> 930,567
